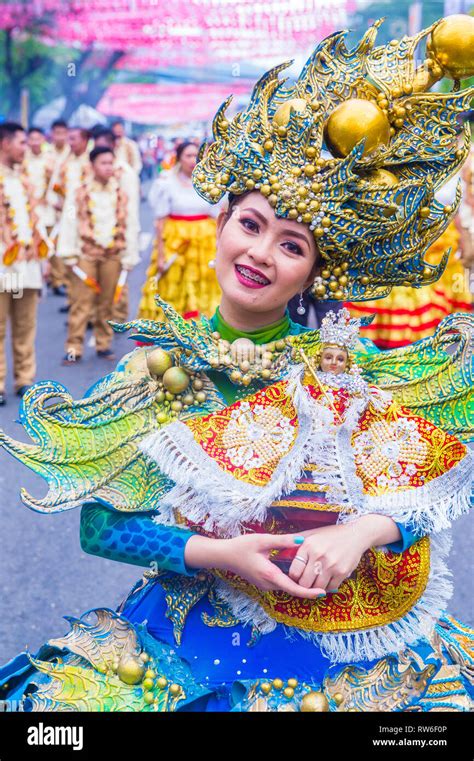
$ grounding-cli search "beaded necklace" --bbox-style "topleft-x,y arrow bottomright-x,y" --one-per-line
77,176 -> 127,259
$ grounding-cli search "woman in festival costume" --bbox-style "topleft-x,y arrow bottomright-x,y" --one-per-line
1,17 -> 474,713
347,175 -> 473,349
137,141 -> 221,322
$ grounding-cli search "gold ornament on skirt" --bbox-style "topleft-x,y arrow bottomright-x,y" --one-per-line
193,16 -> 474,301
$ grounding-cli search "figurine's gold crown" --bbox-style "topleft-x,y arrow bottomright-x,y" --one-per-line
193,15 -> 474,301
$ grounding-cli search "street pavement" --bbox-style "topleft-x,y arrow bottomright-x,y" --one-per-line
0,195 -> 472,664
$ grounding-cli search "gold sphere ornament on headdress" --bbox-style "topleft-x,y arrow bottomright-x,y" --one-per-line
192,17 -> 474,303
364,168 -> 399,187
430,15 -> 474,80
117,656 -> 145,685
324,99 -> 391,158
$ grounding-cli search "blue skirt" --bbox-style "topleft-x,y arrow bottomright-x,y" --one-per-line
1,577 -> 471,712
121,578 -> 364,710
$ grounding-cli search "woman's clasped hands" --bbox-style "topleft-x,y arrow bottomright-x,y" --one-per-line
185,517 -> 395,599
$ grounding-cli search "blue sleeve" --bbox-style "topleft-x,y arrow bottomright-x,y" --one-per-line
386,521 -> 424,553
80,502 -> 198,577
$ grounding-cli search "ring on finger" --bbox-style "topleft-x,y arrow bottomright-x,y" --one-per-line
294,555 -> 308,565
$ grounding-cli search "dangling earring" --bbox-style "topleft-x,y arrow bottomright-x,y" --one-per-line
208,259 -> 216,269
296,292 -> 306,315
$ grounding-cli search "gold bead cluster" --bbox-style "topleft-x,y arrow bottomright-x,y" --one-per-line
197,130 -> 340,238
114,650 -> 183,707
142,670 -> 182,706
209,332 -> 290,385
260,677 -> 299,700
259,678 -> 340,711
312,262 -> 351,301
146,348 -> 207,421
373,86 -> 415,137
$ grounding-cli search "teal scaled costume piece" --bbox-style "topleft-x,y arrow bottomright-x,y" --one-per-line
80,505 -> 196,578
0,299 -> 472,712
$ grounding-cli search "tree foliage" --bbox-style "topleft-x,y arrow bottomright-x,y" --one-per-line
0,2 -> 123,122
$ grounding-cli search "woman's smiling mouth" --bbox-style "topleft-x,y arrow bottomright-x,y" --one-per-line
235,264 -> 271,289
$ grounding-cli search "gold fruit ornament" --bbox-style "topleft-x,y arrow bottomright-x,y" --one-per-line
430,14 -> 474,80
300,691 -> 330,712
162,366 -> 190,394
146,348 -> 173,377
117,656 -> 145,685
272,98 -> 309,128
324,99 -> 391,158
364,168 -> 399,187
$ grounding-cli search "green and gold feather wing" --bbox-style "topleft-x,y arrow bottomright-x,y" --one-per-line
356,313 -> 474,442
0,335 -> 225,514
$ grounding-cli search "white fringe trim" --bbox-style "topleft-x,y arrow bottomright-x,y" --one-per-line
212,532 -> 454,664
213,579 -> 277,635
337,449 -> 473,535
140,367 -> 472,537
139,366 -> 367,536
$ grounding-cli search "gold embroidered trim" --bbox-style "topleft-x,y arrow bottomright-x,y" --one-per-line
215,537 -> 431,633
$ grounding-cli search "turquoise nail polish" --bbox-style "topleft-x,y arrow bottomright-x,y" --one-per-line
317,593 -> 326,598
293,536 -> 305,545
329,589 -> 338,593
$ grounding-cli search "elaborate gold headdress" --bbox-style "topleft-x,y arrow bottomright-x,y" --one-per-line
193,15 -> 474,301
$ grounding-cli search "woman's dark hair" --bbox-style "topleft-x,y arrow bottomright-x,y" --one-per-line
176,141 -> 197,161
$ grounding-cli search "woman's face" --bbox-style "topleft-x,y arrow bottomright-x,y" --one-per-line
320,347 -> 348,374
215,192 -> 318,320
178,145 -> 198,176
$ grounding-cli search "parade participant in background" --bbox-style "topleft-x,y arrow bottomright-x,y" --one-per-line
48,127 -> 91,313
111,119 -> 143,175
45,119 -> 70,295
23,127 -> 55,238
94,128 -> 141,323
48,127 -> 90,215
49,119 -> 70,164
139,133 -> 155,180
0,17 -> 473,714
57,146 -> 139,365
346,173 -> 473,348
138,141 -> 221,321
0,123 -> 48,406
94,129 -> 140,192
